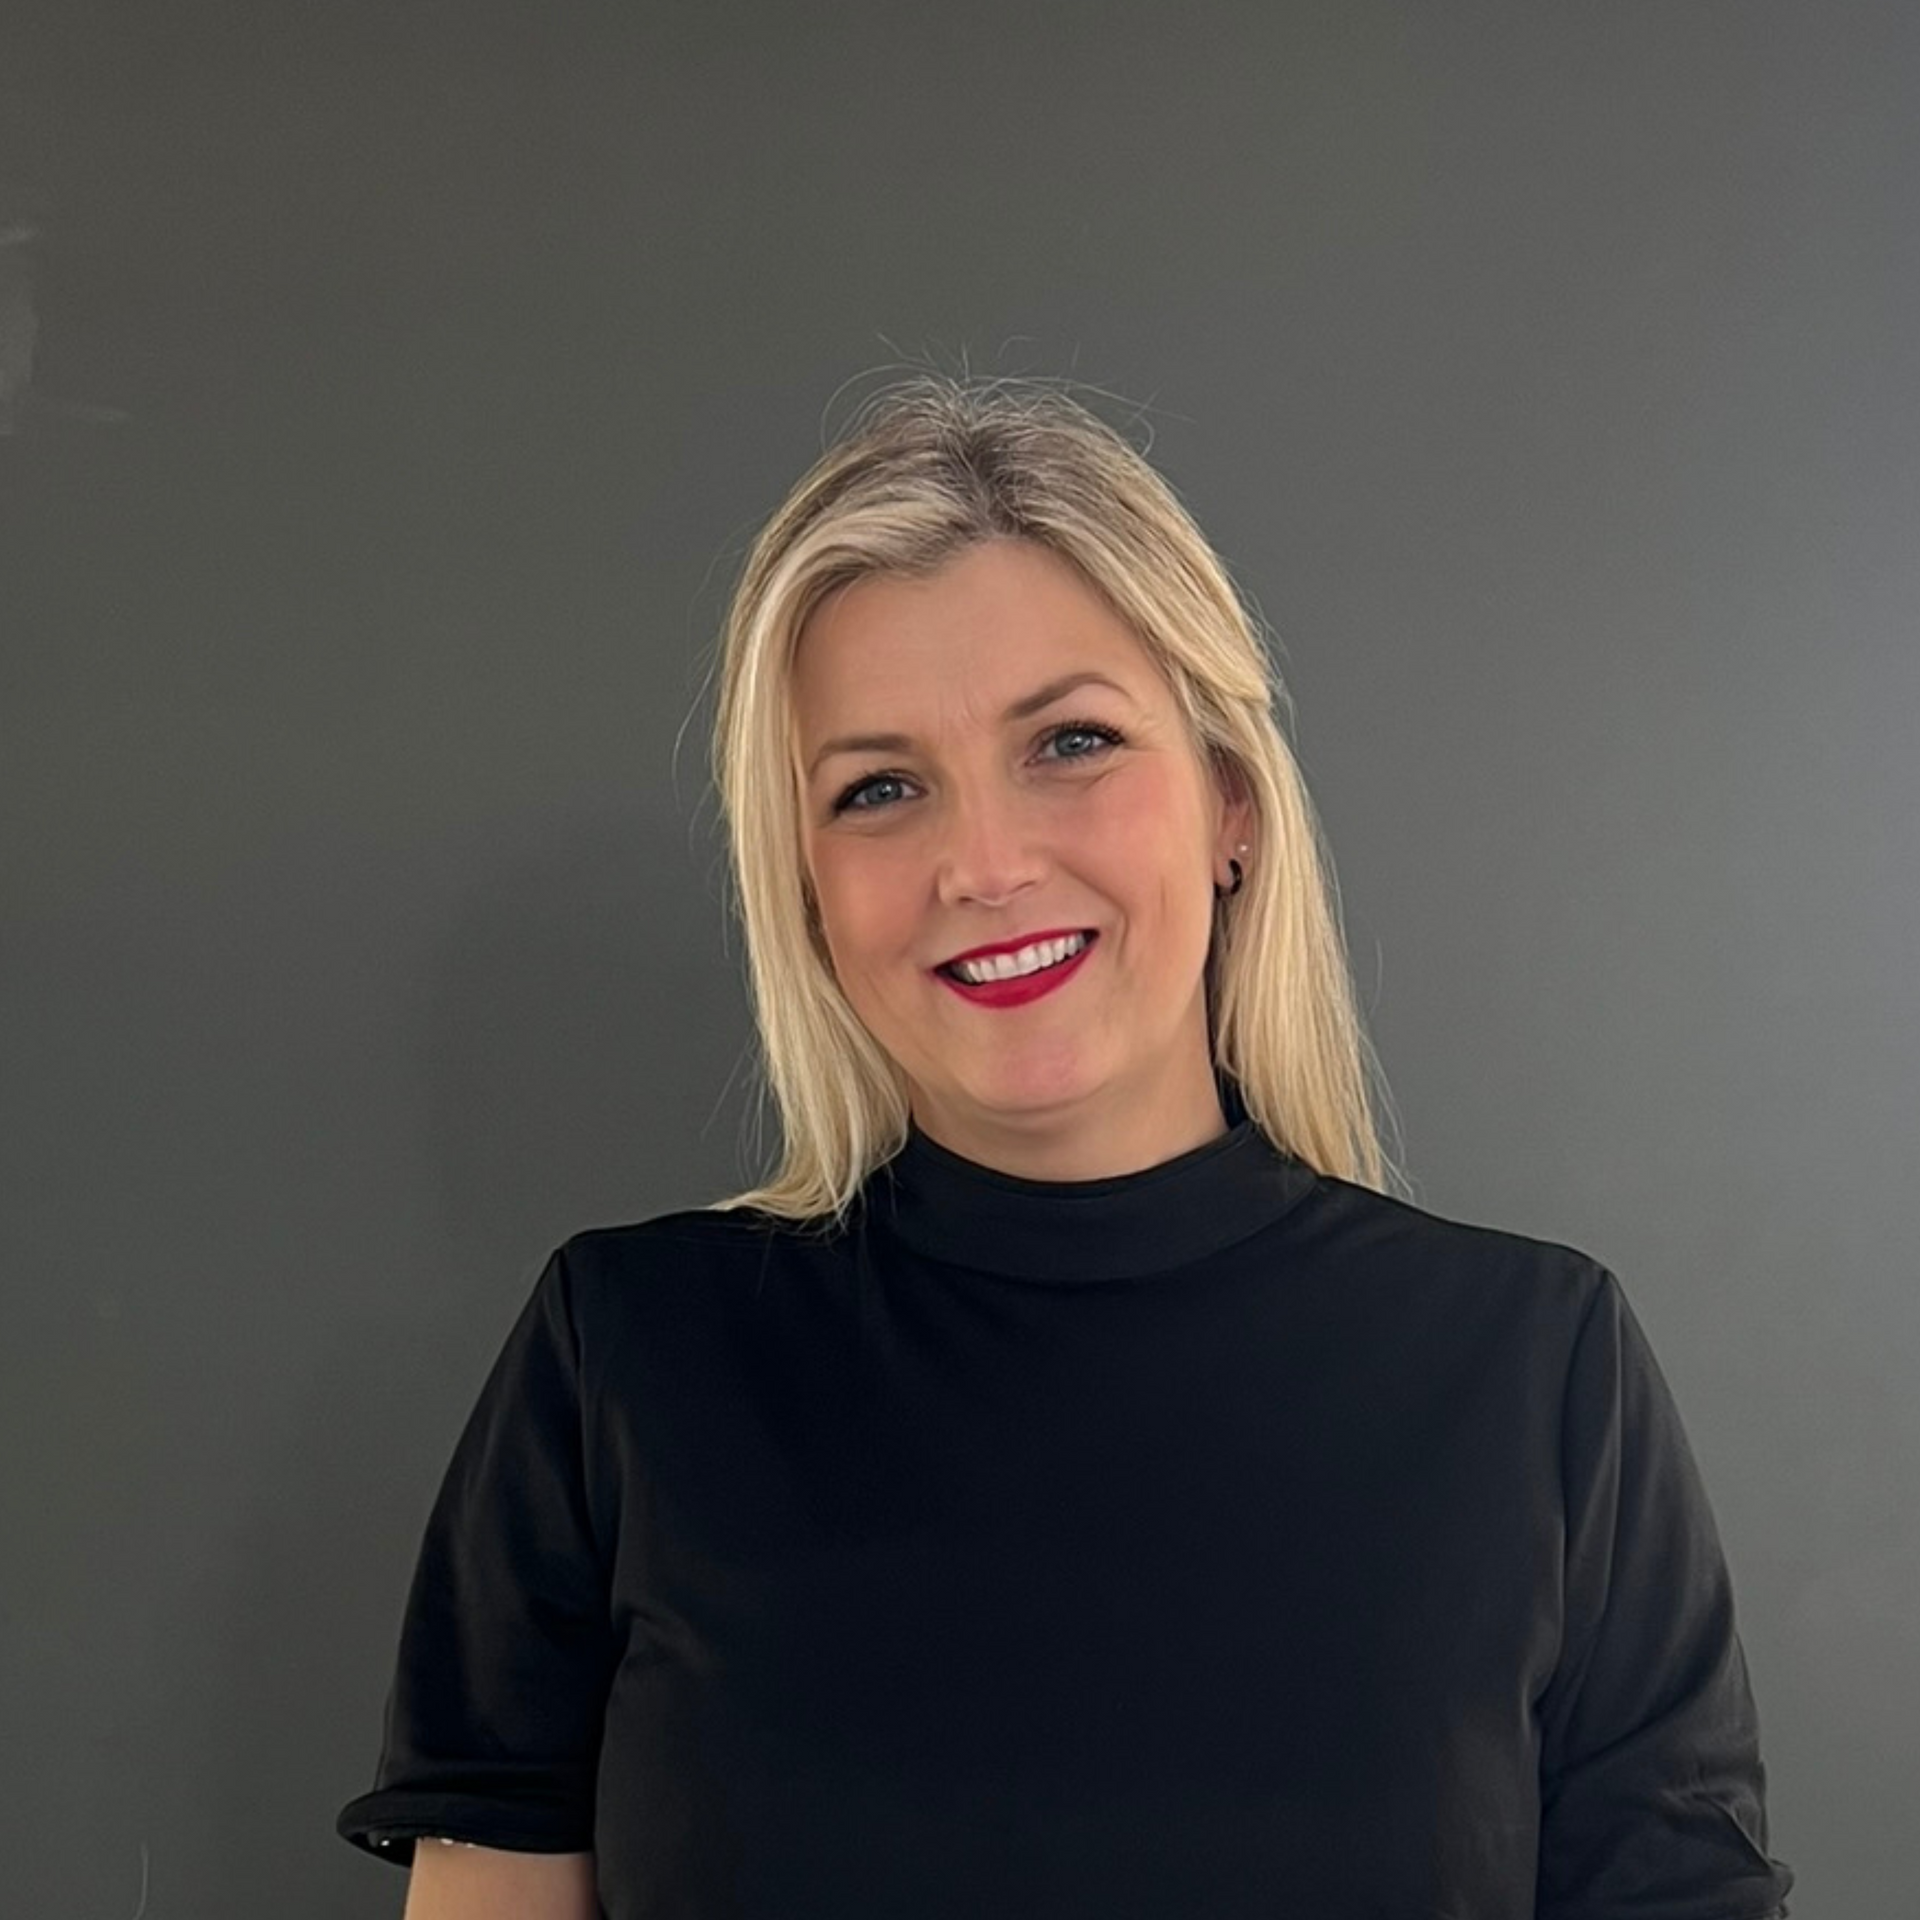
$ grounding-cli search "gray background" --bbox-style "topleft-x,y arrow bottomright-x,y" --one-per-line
3,3 -> 1913,1914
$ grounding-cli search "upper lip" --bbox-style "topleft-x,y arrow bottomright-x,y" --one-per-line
934,927 -> 1095,970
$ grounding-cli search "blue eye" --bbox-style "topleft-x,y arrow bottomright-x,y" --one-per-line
828,720 -> 1124,816
833,772 -> 911,814
1044,720 -> 1124,759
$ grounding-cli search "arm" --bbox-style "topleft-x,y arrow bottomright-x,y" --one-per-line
402,1843 -> 599,1920
336,1247 -> 616,1873
1536,1271 -> 1791,1918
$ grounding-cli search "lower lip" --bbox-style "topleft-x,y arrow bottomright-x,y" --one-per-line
933,936 -> 1096,1009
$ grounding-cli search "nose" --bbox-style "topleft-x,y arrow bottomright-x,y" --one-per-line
933,779 -> 1048,910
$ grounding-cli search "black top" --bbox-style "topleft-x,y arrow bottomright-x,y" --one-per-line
337,1117 -> 1793,1918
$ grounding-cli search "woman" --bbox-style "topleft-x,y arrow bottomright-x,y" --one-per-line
337,376 -> 1793,1918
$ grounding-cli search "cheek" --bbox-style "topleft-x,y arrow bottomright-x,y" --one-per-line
807,842 -> 915,982
1102,770 -> 1212,875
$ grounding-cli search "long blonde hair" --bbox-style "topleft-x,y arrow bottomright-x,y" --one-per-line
706,373 -> 1403,1222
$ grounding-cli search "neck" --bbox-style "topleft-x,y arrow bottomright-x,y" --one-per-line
908,1078 -> 1233,1184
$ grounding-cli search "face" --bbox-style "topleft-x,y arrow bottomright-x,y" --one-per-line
789,538 -> 1252,1179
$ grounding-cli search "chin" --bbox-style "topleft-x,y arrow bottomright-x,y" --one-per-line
951,1066 -> 1103,1122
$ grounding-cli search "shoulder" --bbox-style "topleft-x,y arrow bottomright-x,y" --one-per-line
1279,1159 -> 1619,1337
558,1200 -> 848,1270
539,1203 -> 856,1317
517,1206 -> 865,1396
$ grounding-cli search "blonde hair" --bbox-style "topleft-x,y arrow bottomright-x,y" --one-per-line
706,373 -> 1403,1223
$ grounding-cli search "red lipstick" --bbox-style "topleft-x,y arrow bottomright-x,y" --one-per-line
932,930 -> 1097,1009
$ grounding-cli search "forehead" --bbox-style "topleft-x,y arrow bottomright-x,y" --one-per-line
789,540 -> 1163,726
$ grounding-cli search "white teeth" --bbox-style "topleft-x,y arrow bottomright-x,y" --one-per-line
952,932 -> 1089,984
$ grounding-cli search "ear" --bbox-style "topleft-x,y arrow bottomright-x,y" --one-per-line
1210,754 -> 1255,859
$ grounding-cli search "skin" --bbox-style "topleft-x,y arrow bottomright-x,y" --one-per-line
400,1843 -> 596,1918
790,536 -> 1252,1182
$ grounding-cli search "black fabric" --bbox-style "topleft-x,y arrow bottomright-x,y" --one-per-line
337,1118 -> 1793,1918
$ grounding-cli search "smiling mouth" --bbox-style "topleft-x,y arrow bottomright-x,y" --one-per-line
936,930 -> 1097,985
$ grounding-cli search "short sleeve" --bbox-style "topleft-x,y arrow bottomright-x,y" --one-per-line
1536,1269 -> 1794,1918
336,1244 -> 616,1868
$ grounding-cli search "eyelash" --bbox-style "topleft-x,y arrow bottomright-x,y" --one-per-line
830,719 -> 1126,816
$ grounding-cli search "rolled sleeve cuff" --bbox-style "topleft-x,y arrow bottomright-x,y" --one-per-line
335,1787 -> 594,1867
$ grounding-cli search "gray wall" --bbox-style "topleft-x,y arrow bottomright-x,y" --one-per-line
4,4 -> 1913,1913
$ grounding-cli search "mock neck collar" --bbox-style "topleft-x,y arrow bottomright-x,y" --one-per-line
863,1092 -> 1320,1282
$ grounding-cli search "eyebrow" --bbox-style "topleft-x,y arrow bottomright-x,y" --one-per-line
804,671 -> 1137,779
